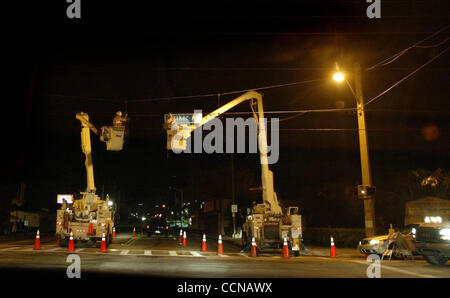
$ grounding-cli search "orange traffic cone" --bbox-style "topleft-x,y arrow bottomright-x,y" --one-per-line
217,234 -> 224,255
182,231 -> 187,247
88,222 -> 94,235
330,235 -> 337,257
178,229 -> 183,245
282,237 -> 289,258
133,227 -> 136,237
68,231 -> 74,251
100,233 -> 107,252
201,234 -> 207,251
34,229 -> 41,250
250,237 -> 257,257
112,227 -> 116,238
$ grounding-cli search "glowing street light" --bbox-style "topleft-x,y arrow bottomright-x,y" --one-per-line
332,63 -> 376,237
333,72 -> 345,82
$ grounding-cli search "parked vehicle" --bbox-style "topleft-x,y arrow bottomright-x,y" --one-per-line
415,222 -> 450,266
146,217 -> 168,237
358,224 -> 420,259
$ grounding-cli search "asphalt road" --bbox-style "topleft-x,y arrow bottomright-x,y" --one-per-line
0,230 -> 449,278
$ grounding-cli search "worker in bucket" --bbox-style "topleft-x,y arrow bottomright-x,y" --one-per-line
113,111 -> 128,127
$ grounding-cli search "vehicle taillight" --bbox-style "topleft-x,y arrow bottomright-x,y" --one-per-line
147,225 -> 150,229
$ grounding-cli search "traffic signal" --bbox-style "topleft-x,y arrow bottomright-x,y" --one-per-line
357,185 -> 376,199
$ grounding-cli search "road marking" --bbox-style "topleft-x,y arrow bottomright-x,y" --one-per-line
120,250 -> 129,255
352,260 -> 438,278
190,251 -> 203,257
218,254 -> 229,257
109,249 -> 119,252
49,247 -> 62,251
0,247 -> 21,251
169,251 -> 177,256
239,253 -> 249,258
144,250 -> 152,256
76,248 -> 86,252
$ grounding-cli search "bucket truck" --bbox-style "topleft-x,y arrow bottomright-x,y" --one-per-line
55,112 -> 125,247
163,91 -> 303,253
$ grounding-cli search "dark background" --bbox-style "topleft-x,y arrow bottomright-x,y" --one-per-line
3,0 -> 449,230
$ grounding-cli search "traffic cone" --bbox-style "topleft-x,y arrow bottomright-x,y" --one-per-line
100,233 -> 107,252
178,229 -> 183,245
201,234 -> 207,252
250,237 -> 257,257
34,229 -> 41,250
182,231 -> 187,247
68,231 -> 74,252
88,222 -> 94,235
133,227 -> 136,237
217,234 -> 224,255
56,239 -> 60,246
112,227 -> 116,238
282,237 -> 289,258
330,235 -> 337,257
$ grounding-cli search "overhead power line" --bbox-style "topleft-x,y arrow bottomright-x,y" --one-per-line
365,25 -> 449,71
365,46 -> 450,106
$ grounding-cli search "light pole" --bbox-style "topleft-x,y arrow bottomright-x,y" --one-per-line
334,62 -> 376,237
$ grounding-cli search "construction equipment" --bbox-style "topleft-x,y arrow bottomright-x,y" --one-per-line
163,91 -> 303,253
55,112 -> 125,248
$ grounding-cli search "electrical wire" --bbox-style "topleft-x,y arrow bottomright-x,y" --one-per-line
365,46 -> 450,106
44,78 -> 326,104
365,25 -> 449,71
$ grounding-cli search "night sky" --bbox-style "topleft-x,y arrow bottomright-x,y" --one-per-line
4,1 -> 449,228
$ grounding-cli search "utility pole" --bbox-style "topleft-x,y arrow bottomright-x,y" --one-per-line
354,62 -> 376,237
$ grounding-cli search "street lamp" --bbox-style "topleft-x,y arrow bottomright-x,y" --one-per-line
333,72 -> 345,82
333,63 -> 376,237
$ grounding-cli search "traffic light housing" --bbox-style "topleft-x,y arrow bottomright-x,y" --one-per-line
357,185 -> 376,199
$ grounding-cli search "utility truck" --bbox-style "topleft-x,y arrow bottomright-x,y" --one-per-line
55,112 -> 125,247
163,91 -> 303,254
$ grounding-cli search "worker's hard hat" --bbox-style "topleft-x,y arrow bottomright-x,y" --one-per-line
116,111 -> 122,116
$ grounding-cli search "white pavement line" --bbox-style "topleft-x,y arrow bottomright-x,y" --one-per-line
190,251 -> 203,257
49,247 -> 63,251
120,250 -> 129,255
352,260 -> 438,278
144,250 -> 152,256
109,249 -> 119,252
169,251 -> 177,256
239,253 -> 249,258
76,248 -> 86,252
218,254 -> 229,257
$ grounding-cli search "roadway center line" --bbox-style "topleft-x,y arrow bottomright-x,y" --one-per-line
169,251 -> 177,256
120,250 -> 129,255
144,250 -> 152,256
190,251 -> 203,257
351,260 -> 438,278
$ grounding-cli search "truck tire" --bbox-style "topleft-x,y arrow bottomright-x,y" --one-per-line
423,254 -> 448,266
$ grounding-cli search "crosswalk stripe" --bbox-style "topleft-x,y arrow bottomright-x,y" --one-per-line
169,251 -> 177,256
120,250 -> 129,255
144,250 -> 152,255
190,251 -> 203,257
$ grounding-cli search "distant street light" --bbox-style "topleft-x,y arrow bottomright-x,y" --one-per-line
333,63 -> 376,237
141,216 -> 146,221
333,72 -> 345,82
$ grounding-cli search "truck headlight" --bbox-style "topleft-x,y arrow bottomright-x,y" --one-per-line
439,228 -> 450,241
369,239 -> 379,245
